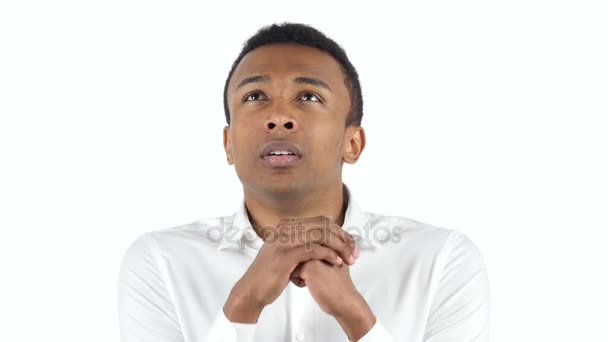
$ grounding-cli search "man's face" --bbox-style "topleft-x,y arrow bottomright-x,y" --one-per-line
224,44 -> 365,197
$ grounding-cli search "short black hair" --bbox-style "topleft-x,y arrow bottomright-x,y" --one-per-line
223,22 -> 363,127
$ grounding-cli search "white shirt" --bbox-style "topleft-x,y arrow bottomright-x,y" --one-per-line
117,184 -> 490,341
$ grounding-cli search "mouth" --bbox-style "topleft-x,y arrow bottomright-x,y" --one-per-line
259,141 -> 303,168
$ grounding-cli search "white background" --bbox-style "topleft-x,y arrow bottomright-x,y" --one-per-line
1,1 -> 606,341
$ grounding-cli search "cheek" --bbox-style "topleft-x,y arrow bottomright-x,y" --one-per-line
314,128 -> 345,164
229,128 -> 259,166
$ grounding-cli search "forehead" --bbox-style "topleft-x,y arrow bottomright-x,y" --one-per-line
229,44 -> 346,92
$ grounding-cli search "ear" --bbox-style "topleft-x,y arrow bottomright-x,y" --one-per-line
342,126 -> 366,164
223,126 -> 234,165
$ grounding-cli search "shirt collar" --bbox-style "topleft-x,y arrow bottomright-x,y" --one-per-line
217,183 -> 376,252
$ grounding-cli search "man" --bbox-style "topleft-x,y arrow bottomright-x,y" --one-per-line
117,23 -> 490,342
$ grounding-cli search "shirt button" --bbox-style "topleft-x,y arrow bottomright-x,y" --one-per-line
295,331 -> 305,341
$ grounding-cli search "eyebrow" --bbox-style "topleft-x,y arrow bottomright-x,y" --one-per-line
236,75 -> 270,90
235,75 -> 332,93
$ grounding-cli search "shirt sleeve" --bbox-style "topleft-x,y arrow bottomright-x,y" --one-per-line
117,233 -> 258,342
422,230 -> 491,342
357,318 -> 395,341
205,309 -> 257,342
117,233 -> 184,342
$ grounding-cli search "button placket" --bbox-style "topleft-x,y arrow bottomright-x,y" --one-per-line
290,283 -> 307,341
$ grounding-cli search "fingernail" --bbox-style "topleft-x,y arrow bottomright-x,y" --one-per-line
353,248 -> 360,259
337,257 -> 343,265
349,255 -> 355,264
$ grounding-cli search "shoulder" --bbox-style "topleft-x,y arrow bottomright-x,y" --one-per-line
362,211 -> 486,267
120,213 -> 237,263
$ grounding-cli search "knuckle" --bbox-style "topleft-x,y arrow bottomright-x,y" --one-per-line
309,228 -> 323,241
278,224 -> 290,235
304,243 -> 315,255
315,215 -> 329,225
341,247 -> 351,258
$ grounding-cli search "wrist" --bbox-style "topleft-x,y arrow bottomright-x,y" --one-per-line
223,282 -> 264,323
334,293 -> 376,341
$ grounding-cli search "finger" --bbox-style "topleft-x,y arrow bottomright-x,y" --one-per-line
289,243 -> 344,266
289,276 -> 306,287
290,262 -> 304,278
290,276 -> 307,288
299,227 -> 353,265
286,219 -> 356,264
307,218 -> 357,260
278,217 -> 357,261
327,223 -> 358,260
276,216 -> 328,244
278,215 -> 327,228
289,262 -> 307,287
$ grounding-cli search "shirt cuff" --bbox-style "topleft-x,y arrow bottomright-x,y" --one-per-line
205,309 -> 257,342
356,318 -> 394,342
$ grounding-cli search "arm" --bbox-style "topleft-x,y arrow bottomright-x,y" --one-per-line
354,231 -> 490,342
334,295 -> 394,342
422,231 -> 491,342
117,233 -> 257,342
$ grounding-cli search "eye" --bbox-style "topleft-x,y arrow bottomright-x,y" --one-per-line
299,92 -> 322,103
243,92 -> 267,102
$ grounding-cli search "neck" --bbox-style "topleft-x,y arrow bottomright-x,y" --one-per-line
243,182 -> 348,239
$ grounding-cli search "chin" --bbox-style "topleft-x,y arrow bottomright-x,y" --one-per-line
245,179 -> 306,198
264,181 -> 301,194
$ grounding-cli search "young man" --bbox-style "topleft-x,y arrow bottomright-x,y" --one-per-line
118,23 -> 490,342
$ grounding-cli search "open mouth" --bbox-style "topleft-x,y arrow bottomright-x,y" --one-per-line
259,141 -> 303,168
261,151 -> 301,167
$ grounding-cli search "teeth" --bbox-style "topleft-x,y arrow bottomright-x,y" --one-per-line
269,151 -> 294,155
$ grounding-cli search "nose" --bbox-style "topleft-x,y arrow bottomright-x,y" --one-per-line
264,115 -> 298,133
